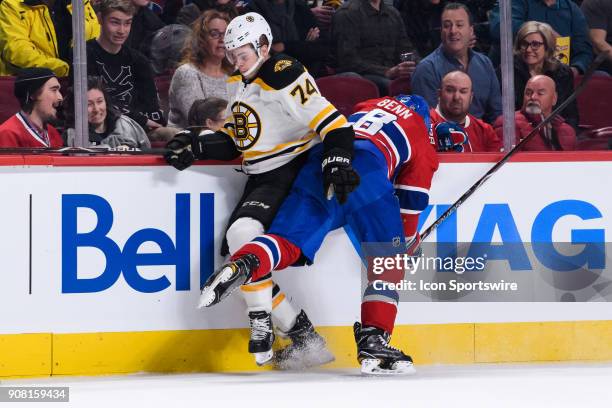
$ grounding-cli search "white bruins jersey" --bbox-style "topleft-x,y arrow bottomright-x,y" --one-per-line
219,54 -> 349,174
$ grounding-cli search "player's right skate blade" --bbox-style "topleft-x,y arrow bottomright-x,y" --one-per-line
198,264 -> 237,308
360,358 -> 416,376
254,350 -> 274,366
198,255 -> 258,308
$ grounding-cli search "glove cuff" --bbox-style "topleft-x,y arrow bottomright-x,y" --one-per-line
192,129 -> 214,158
322,126 -> 355,157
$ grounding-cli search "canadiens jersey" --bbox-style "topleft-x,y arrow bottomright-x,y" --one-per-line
430,108 -> 502,152
349,97 -> 439,240
218,54 -> 350,174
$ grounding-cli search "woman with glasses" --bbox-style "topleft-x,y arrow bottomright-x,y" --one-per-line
168,10 -> 232,129
498,21 -> 578,130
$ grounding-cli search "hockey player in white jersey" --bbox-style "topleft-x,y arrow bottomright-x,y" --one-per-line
165,12 -> 360,368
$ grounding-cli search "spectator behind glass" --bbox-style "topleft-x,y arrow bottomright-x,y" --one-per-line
396,0 -> 445,57
0,0 -> 100,77
87,0 -> 166,131
247,0 -> 330,76
581,0 -> 612,75
396,0 -> 496,57
187,97 -> 228,130
411,2 -> 502,123
168,10 -> 231,128
0,68 -> 64,148
308,0 -> 341,35
176,0 -> 239,27
430,70 -> 502,152
493,75 -> 576,151
489,0 -> 593,76
125,0 -> 166,58
149,24 -> 193,75
498,21 -> 579,130
332,0 -> 418,95
64,76 -> 151,148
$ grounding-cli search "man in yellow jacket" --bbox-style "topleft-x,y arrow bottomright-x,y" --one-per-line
0,0 -> 100,77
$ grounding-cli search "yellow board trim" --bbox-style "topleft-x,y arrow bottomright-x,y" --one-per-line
0,333 -> 52,378
475,321 -> 612,363
2,321 -> 612,378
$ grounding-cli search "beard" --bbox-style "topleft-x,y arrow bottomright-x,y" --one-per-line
42,102 -> 63,127
525,101 -> 542,115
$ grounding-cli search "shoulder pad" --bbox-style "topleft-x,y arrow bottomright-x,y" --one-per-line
256,54 -> 306,90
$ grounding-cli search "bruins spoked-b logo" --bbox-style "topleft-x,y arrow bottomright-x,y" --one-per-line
231,101 -> 261,150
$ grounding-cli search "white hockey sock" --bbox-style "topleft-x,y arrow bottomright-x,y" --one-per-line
272,289 -> 299,333
240,278 -> 273,313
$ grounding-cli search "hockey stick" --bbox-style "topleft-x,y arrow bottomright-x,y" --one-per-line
0,146 -> 169,155
420,53 -> 606,242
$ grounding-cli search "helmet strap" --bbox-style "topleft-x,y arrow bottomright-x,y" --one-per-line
243,56 -> 264,79
243,46 -> 266,79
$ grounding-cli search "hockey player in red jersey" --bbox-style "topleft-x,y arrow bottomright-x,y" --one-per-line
199,94 -> 439,375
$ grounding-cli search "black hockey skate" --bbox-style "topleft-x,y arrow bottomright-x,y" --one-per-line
198,254 -> 259,308
274,310 -> 335,370
353,322 -> 415,375
248,310 -> 275,366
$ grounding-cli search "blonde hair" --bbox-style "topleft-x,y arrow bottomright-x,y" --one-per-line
514,21 -> 560,72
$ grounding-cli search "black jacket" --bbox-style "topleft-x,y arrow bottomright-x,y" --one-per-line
125,6 -> 165,58
248,0 -> 330,76
86,40 -> 165,129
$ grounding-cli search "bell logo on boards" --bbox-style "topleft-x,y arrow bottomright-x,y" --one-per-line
61,193 -> 214,293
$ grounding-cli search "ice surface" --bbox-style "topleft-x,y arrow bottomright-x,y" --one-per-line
2,362 -> 612,407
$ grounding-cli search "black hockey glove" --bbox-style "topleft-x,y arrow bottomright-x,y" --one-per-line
165,131 -> 198,171
321,148 -> 360,205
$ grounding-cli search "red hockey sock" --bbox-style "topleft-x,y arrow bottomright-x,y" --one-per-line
232,234 -> 301,281
361,301 -> 398,334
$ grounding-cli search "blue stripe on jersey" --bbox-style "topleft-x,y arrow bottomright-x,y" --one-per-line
348,111 -> 411,170
253,236 -> 279,268
347,112 -> 366,124
395,188 -> 429,212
